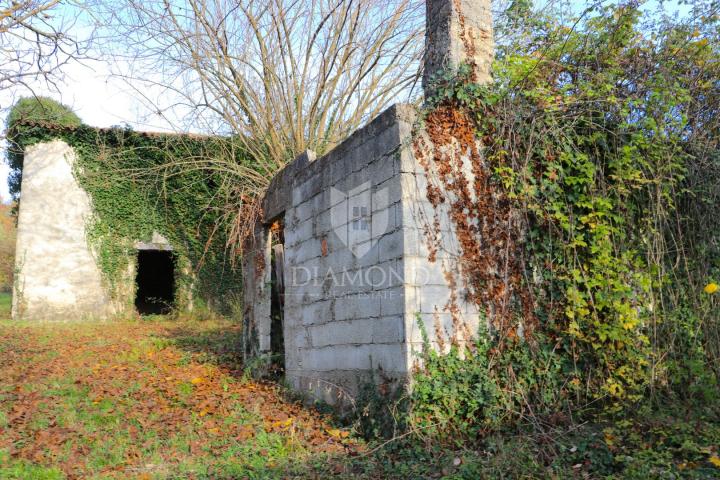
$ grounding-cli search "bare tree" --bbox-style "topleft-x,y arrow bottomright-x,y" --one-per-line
103,0 -> 422,173
99,0 -> 423,251
1,1 -> 92,100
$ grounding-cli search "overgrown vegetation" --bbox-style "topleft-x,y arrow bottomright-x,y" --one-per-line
5,97 -> 81,200
400,0 -> 720,475
5,101 -> 247,313
0,204 -> 16,293
4,1 -> 720,477
1,319 -> 718,479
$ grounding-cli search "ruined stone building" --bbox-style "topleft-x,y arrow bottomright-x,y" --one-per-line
12,137 -> 183,321
12,0 -> 493,406
242,0 -> 493,405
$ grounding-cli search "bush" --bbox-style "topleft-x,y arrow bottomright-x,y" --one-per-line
5,97 -> 81,199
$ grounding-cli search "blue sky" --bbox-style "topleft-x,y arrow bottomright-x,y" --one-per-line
0,0 -> 696,203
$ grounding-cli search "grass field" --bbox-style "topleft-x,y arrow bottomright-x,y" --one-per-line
0,292 -> 12,319
1,316 -> 719,479
0,319 -> 365,479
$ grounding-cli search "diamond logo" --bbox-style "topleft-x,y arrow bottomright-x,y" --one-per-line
330,182 -> 389,258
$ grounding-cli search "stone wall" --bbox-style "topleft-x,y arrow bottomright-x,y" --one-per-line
245,104 -> 480,406
281,105 -> 414,404
12,140 -> 115,320
242,0 -> 494,406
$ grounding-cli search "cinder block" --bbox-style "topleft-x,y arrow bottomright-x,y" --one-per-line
343,241 -> 375,267
314,211 -> 333,236
405,255 -> 449,287
366,260 -> 403,289
418,285 -> 453,313
402,206 -> 455,241
369,154 -> 396,186
329,155 -> 352,185
377,229 -> 404,262
294,238 -> 321,264
380,287 -> 406,316
293,327 -> 312,349
372,316 -> 404,344
292,174 -> 323,207
285,218 -> 313,248
303,345 -> 373,371
366,344 -> 406,372
310,319 -> 374,348
371,204 -> 399,238
295,198 -> 318,223
398,145 -> 425,175
334,293 -> 381,321
338,267 -> 373,294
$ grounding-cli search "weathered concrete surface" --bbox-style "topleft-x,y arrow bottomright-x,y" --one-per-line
423,0 -> 494,94
244,103 -> 480,406
243,0 -> 494,406
136,232 -> 173,251
281,104 -> 414,405
242,223 -> 272,359
12,140 -> 115,320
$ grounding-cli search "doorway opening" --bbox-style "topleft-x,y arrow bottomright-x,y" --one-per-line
135,250 -> 176,315
269,223 -> 285,376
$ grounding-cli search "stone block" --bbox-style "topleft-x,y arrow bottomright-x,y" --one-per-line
285,217 -> 313,248
334,293 -> 381,321
329,155 -> 351,186
293,174 -> 324,207
366,260 -> 404,289
371,204 -> 399,238
380,287 -> 406,316
377,229 -> 404,262
310,319 -> 375,348
295,198 -> 318,223
418,285 -> 453,313
369,154 -> 397,186
372,316 -> 404,344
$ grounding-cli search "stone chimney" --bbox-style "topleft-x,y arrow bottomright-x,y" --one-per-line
423,0 -> 494,96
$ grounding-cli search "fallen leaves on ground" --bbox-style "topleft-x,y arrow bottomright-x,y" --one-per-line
0,320 -> 360,478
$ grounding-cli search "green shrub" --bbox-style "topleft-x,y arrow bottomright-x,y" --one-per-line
5,97 -> 81,199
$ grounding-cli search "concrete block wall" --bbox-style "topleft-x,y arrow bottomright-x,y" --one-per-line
12,140 -> 115,320
397,122 -> 482,364
282,105 -> 414,405
247,103 -> 484,406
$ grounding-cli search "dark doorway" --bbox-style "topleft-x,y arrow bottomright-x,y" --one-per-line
269,224 -> 285,376
135,250 -> 176,315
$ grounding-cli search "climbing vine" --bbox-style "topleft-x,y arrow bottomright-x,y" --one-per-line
6,115 -> 248,314
410,1 -> 720,437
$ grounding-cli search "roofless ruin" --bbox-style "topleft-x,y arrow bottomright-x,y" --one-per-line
12,0 -> 493,405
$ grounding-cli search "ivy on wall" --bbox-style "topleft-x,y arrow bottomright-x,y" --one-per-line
5,97 -> 81,201
6,102 -> 246,314
409,1 -> 719,438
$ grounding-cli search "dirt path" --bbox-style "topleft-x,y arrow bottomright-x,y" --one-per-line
0,320 -> 358,479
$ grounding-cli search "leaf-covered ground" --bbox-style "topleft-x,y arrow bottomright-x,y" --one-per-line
0,319 -> 361,479
1,310 -> 719,479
